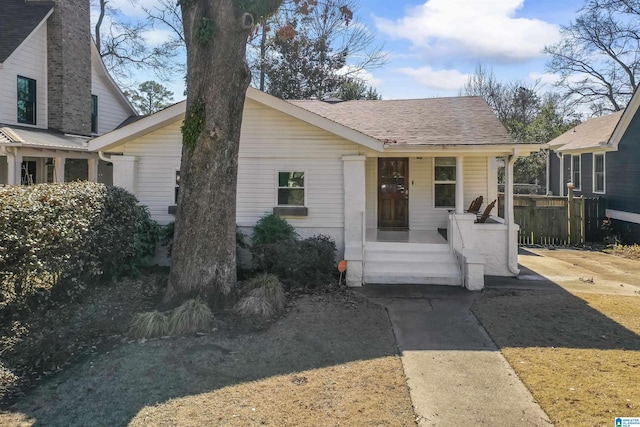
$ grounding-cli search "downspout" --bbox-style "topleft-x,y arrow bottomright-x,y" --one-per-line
507,150 -> 520,276
98,151 -> 112,163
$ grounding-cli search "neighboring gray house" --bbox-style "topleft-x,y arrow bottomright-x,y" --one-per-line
90,88 -> 544,290
0,0 -> 135,185
548,87 -> 640,242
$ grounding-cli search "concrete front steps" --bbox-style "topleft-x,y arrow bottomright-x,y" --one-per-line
363,241 -> 462,286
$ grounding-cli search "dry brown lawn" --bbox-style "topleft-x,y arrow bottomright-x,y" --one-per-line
0,293 -> 416,427
473,289 -> 640,427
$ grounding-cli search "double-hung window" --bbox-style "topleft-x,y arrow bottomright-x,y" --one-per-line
434,157 -> 456,208
571,154 -> 581,190
17,76 -> 36,125
593,153 -> 605,193
277,171 -> 305,206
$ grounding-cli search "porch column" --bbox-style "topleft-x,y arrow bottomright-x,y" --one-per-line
5,150 -> 17,185
54,157 -> 65,183
88,158 -> 99,182
13,152 -> 23,185
505,153 -> 520,275
455,156 -> 464,214
110,155 -> 138,195
342,155 -> 366,287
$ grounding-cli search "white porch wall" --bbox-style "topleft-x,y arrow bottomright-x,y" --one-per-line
365,156 -> 490,230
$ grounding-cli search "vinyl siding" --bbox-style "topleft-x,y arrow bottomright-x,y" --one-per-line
0,23 -> 48,128
365,156 -> 490,230
608,110 -> 640,214
120,98 -> 361,226
91,62 -> 133,134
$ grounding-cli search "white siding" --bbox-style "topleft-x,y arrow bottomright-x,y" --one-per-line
120,121 -> 182,225
120,98 -> 361,228
91,61 -> 133,134
0,24 -> 48,128
366,156 -> 491,230
237,99 -> 360,229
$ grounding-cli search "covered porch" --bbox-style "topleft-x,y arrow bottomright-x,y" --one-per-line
0,127 -> 110,185
342,150 -> 528,290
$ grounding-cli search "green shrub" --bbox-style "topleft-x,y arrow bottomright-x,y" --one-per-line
0,182 -> 159,306
251,213 -> 297,245
252,235 -> 337,289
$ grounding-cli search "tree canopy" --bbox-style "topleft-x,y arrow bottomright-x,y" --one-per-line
544,0 -> 640,113
125,81 -> 175,115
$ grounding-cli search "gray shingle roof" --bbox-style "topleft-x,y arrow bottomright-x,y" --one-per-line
0,0 -> 54,63
550,111 -> 623,152
289,96 -> 514,146
0,125 -> 89,150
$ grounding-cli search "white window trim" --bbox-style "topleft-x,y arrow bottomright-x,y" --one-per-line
275,169 -> 307,207
571,154 -> 582,191
433,157 -> 456,209
593,152 -> 606,194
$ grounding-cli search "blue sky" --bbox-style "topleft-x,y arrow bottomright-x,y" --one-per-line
98,0 -> 587,101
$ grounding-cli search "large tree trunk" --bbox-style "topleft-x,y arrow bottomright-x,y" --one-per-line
164,0 -> 282,307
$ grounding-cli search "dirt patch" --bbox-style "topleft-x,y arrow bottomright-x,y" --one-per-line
473,288 -> 640,426
518,248 -> 640,295
0,293 -> 416,427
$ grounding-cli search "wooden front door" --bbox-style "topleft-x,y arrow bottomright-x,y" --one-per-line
378,158 -> 409,229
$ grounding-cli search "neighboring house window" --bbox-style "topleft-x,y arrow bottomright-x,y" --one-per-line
593,153 -> 606,194
91,95 -> 98,133
174,171 -> 180,204
17,76 -> 36,125
278,171 -> 305,206
571,154 -> 581,190
434,157 -> 456,208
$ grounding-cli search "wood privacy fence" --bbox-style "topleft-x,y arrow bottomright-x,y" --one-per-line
498,193 -> 606,245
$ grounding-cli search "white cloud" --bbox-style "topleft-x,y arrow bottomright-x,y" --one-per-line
529,71 -> 560,87
141,29 -> 176,47
375,0 -> 560,62
398,66 -> 469,92
337,66 -> 383,87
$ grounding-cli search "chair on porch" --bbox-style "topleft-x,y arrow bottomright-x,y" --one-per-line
475,199 -> 496,223
466,195 -> 484,214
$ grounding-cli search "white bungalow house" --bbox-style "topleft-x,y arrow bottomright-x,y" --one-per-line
89,88 -> 543,290
0,0 -> 136,185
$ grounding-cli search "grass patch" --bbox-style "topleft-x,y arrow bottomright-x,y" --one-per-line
234,273 -> 286,318
473,289 -> 640,426
0,293 -> 416,426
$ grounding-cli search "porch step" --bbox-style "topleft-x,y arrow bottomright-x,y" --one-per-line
363,244 -> 462,286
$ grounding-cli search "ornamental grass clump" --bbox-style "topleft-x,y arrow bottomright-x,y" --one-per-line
168,298 -> 214,335
129,311 -> 170,339
234,273 -> 285,318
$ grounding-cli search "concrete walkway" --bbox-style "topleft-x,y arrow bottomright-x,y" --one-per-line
355,285 -> 552,427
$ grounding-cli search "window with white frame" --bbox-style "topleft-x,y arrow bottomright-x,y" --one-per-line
593,153 -> 605,193
277,171 -> 305,206
571,154 -> 581,190
434,157 -> 456,208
